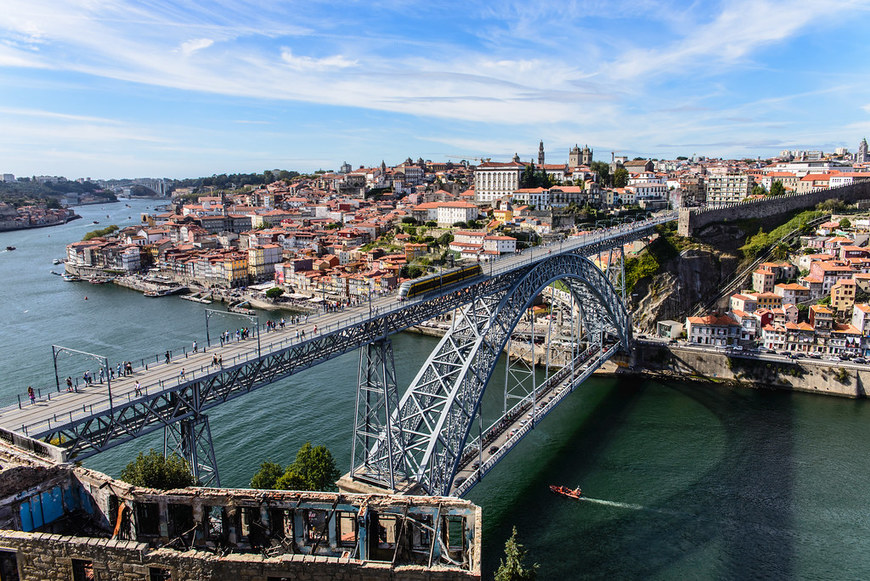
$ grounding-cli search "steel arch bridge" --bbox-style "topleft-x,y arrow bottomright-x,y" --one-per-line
2,214 -> 672,492
350,252 -> 631,497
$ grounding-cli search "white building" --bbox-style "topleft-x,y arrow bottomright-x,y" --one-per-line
436,201 -> 479,227
473,159 -> 525,203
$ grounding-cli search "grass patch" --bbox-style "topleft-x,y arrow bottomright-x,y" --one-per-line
740,210 -> 825,259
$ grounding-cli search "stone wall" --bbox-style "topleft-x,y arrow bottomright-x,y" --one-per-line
632,342 -> 869,397
677,182 -> 870,236
0,530 -> 472,580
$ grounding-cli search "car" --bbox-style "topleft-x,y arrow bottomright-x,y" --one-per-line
828,356 -> 842,362
472,461 -> 480,470
454,477 -> 466,486
489,445 -> 499,454
790,352 -> 806,359
732,345 -> 744,351
757,347 -> 772,353
808,352 -> 821,359
854,357 -> 867,364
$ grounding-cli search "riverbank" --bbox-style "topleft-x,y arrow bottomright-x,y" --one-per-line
0,212 -> 80,232
623,341 -> 869,398
408,324 -> 870,399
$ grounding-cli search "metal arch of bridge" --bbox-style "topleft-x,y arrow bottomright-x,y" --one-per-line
359,253 -> 632,496
15,217 -> 667,483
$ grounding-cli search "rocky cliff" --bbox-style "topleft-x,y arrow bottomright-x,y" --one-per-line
630,222 -> 749,332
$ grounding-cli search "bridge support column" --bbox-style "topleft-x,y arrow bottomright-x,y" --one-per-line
164,414 -> 220,487
350,338 -> 404,490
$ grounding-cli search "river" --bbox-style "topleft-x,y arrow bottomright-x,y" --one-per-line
1,199 -> 869,579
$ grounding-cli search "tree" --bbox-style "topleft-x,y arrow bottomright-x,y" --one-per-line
250,460 -> 284,489
590,161 -> 610,186
769,181 -> 786,197
752,184 -> 767,197
494,526 -> 538,581
120,449 -> 196,489
839,218 -> 852,229
265,287 -> 284,300
275,442 -> 341,491
613,168 -> 629,188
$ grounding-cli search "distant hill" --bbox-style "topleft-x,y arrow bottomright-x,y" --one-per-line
0,179 -> 115,207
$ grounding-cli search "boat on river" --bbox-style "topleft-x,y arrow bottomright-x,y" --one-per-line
5,246 -> 15,251
62,274 -> 82,282
144,286 -> 187,297
549,485 -> 582,499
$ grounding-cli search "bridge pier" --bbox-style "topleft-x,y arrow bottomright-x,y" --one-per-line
349,338 -> 405,491
164,414 -> 220,487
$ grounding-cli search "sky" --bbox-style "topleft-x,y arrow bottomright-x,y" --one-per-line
2,0 -> 870,180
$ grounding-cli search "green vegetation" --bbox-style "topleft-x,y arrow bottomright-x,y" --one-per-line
833,368 -> 850,384
769,181 -> 786,197
590,161 -> 610,185
249,460 -> 284,489
170,170 -> 299,192
120,449 -> 196,489
519,165 -> 553,189
623,223 -> 691,293
0,178 -> 114,207
265,287 -> 284,300
82,225 -> 119,240
839,218 -> 852,229
613,167 -> 629,188
739,210 -> 825,259
250,442 -> 341,492
495,526 -> 538,581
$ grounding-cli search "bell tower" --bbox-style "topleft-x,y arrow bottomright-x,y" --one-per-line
538,140 -> 545,166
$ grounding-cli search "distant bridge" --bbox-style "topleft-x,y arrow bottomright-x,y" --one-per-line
0,212 -> 676,496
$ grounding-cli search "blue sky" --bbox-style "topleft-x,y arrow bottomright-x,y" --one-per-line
2,0 -> 870,179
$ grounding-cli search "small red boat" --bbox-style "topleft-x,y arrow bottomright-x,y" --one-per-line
549,485 -> 582,499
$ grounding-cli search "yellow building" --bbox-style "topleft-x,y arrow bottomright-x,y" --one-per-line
831,279 -> 857,318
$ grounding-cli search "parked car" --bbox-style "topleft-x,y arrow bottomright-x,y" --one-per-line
854,357 -> 867,364
808,352 -> 821,359
489,445 -> 499,454
790,352 -> 806,359
828,356 -> 842,362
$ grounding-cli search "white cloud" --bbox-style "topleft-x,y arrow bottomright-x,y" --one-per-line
179,38 -> 213,56
280,49 -> 357,72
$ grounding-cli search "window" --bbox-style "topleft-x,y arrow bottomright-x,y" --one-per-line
337,511 -> 357,547
71,559 -> 95,581
149,568 -> 172,581
136,503 -> 160,536
0,550 -> 20,581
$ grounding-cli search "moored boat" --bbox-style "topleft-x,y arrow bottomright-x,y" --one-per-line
549,485 -> 582,499
62,274 -> 83,282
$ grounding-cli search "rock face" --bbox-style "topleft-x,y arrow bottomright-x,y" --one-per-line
631,247 -> 740,332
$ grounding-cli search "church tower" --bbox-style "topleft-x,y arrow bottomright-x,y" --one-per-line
858,138 -> 869,163
569,144 -> 581,167
538,140 -> 545,166
581,144 -> 593,166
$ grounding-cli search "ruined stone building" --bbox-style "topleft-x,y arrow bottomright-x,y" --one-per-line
0,435 -> 481,580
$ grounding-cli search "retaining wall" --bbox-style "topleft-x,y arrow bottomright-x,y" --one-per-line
677,182 -> 870,236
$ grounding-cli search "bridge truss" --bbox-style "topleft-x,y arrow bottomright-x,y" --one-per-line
10,219 -> 661,488
352,250 -> 632,496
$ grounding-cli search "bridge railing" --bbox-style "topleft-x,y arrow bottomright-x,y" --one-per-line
452,342 -> 621,497
5,216 -> 675,437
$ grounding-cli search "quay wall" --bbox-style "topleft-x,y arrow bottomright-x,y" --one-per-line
677,182 -> 870,236
629,342 -> 869,398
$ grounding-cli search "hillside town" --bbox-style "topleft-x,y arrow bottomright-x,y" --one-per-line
683,214 -> 870,360
58,140 -> 870,307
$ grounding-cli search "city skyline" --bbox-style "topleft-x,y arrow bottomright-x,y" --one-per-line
2,0 -> 870,179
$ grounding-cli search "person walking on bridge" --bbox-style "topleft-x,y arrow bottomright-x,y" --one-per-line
165,350 -> 171,364
66,376 -> 73,392
27,386 -> 35,405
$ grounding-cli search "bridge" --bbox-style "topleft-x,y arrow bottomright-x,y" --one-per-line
0,212 -> 676,496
